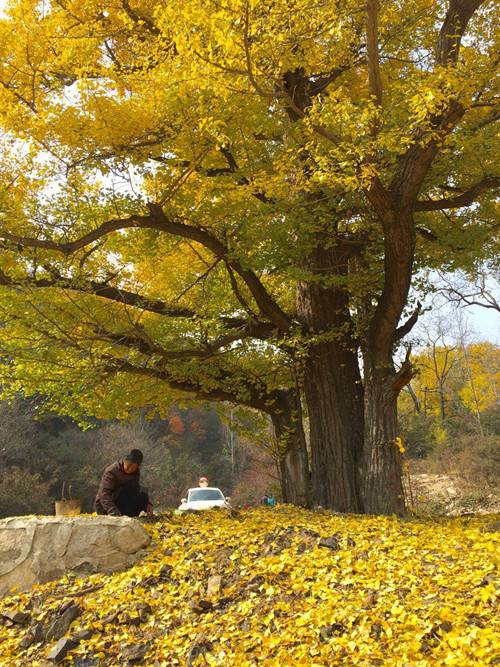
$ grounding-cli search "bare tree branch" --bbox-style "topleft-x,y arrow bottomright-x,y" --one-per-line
438,270 -> 500,312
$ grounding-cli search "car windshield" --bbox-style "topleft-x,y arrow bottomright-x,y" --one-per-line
188,489 -> 224,501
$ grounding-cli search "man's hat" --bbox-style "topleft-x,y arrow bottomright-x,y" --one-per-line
124,449 -> 143,465
199,476 -> 208,482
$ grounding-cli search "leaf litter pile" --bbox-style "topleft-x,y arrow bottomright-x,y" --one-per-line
0,506 -> 497,666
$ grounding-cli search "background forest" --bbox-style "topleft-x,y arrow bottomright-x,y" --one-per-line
0,402 -> 277,518
399,335 -> 499,511
1,332 -> 498,519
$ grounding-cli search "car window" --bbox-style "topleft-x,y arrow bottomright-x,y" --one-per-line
188,489 -> 224,501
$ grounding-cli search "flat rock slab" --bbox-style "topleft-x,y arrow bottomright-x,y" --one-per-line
0,516 -> 151,597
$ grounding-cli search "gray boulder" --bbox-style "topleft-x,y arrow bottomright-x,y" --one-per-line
0,515 -> 151,596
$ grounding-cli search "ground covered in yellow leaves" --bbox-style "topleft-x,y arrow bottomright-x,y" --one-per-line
0,507 -> 498,666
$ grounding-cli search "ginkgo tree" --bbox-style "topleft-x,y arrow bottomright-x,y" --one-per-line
0,0 -> 497,514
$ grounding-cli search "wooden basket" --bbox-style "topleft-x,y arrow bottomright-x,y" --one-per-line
54,482 -> 81,516
55,499 -> 82,516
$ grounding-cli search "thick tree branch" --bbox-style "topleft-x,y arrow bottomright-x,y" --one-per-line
243,5 -> 352,145
224,261 -> 259,318
102,356 -> 275,412
414,175 -> 500,211
393,301 -> 421,343
309,68 -> 351,95
389,1 -> 487,205
392,345 -> 415,392
121,0 -> 161,36
0,214 -> 156,254
0,267 -> 192,317
88,327 -> 210,360
5,300 -> 282,412
389,101 -> 465,204
0,202 -> 292,331
365,176 -> 394,218
87,323 -> 247,360
147,204 -> 292,331
436,0 -> 487,65
347,2 -> 487,360
0,267 -> 279,339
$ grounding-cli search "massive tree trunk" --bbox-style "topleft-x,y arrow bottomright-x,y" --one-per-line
271,390 -> 311,507
361,360 -> 406,515
359,209 -> 414,515
296,244 -> 364,512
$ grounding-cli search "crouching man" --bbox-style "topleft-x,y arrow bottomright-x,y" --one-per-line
95,449 -> 153,517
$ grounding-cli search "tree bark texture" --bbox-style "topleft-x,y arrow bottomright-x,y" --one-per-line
271,390 -> 311,508
296,244 -> 364,512
361,360 -> 406,515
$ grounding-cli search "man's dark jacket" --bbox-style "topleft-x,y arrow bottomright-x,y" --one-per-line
95,460 -> 140,516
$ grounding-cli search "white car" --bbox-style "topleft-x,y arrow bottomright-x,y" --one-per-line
178,487 -> 229,511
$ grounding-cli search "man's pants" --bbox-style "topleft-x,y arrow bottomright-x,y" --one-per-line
96,483 -> 149,517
